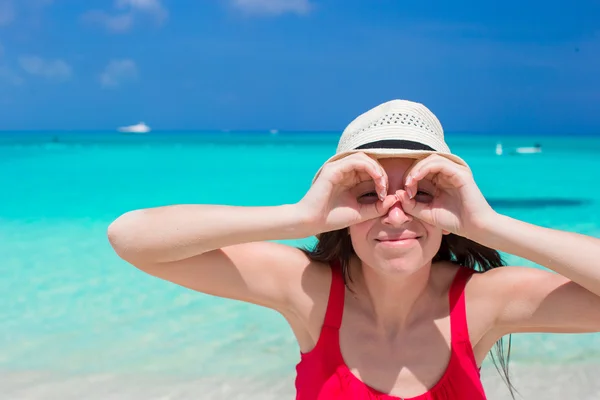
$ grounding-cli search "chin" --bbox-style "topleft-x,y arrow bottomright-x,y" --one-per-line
379,257 -> 426,275
361,251 -> 427,276
351,237 -> 439,276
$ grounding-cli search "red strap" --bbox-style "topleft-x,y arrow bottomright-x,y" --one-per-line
323,259 -> 345,329
449,267 -> 474,343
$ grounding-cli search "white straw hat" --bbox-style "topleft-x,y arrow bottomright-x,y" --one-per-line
313,99 -> 467,182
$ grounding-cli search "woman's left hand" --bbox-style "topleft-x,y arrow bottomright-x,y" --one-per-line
398,154 -> 497,238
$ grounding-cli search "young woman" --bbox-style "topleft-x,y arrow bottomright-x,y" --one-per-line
108,100 -> 600,399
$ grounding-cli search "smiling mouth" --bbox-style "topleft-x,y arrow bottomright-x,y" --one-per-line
375,237 -> 421,242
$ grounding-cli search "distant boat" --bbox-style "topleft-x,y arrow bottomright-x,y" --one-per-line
495,143 -> 542,156
514,144 -> 542,154
118,122 -> 151,134
495,143 -> 503,155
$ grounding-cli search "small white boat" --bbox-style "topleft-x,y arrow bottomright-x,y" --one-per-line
118,122 -> 151,134
495,143 -> 503,155
497,143 -> 543,155
514,144 -> 542,154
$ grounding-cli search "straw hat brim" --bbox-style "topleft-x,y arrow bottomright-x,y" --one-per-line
312,148 -> 467,184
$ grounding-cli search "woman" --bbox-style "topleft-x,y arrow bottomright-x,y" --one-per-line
108,100 -> 600,399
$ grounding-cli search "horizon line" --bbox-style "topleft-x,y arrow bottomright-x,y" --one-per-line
0,129 -> 598,136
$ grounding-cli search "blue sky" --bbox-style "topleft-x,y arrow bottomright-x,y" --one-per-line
0,0 -> 598,133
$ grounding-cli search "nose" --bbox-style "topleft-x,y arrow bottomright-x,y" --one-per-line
381,200 -> 413,227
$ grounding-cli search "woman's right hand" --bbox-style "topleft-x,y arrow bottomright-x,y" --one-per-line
297,153 -> 399,234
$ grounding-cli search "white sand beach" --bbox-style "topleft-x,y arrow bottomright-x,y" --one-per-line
4,363 -> 600,400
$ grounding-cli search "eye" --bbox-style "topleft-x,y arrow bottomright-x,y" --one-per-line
357,191 -> 378,204
415,190 -> 434,203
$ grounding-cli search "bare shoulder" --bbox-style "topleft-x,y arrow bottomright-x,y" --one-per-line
233,245 -> 334,352
470,266 -> 600,334
210,241 -> 334,309
467,265 -> 571,309
429,264 -> 508,348
471,265 -> 566,287
459,266 -> 554,321
282,254 -> 336,352
429,261 -> 475,293
463,265 -> 600,358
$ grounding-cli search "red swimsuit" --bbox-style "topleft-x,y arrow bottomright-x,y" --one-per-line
295,262 -> 487,399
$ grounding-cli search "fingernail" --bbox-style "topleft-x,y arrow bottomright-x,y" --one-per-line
406,187 -> 413,199
379,190 -> 386,201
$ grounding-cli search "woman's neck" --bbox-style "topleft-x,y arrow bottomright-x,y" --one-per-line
350,257 -> 435,339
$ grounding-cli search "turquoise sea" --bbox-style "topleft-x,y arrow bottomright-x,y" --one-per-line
2,131 -> 600,394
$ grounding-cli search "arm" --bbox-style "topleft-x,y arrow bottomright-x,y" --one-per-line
107,204 -> 315,311
108,204 -> 312,263
398,154 -> 600,335
471,214 -> 600,334
475,214 -> 600,297
107,153 -> 392,313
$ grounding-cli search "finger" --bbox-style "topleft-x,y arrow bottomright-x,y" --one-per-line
408,155 -> 468,181
404,156 -> 433,199
395,189 -> 433,223
321,157 -> 372,184
359,193 -> 398,221
405,157 -> 468,197
327,160 -> 384,200
354,153 -> 389,199
338,154 -> 388,200
413,160 -> 467,188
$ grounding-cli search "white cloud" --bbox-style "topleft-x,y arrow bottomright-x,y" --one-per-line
18,55 -> 72,80
0,0 -> 16,26
82,0 -> 167,33
100,59 -> 138,87
232,0 -> 312,16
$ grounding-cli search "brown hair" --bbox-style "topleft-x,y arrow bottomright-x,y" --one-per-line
302,229 -> 517,398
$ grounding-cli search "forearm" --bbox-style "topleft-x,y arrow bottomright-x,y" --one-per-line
472,213 -> 600,296
107,203 -> 313,263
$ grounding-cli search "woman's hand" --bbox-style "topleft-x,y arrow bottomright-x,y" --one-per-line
398,154 -> 497,238
298,153 -> 400,234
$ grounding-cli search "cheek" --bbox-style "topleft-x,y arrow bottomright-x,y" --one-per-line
348,221 -> 374,253
422,227 -> 444,256
348,220 -> 373,238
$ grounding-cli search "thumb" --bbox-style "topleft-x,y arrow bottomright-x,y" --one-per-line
396,190 -> 433,223
358,194 -> 397,222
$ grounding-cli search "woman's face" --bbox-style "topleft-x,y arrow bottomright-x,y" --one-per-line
348,157 -> 445,275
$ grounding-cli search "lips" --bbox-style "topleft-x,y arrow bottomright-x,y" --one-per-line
375,234 -> 420,242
